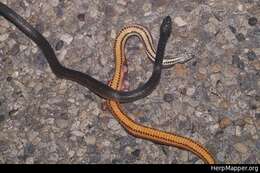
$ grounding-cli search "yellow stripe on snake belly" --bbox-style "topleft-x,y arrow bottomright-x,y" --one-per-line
107,24 -> 215,164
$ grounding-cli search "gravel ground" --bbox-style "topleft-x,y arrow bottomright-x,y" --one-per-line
0,0 -> 259,164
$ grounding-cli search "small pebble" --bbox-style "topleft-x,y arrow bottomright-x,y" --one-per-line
210,64 -> 221,73
247,50 -> 257,61
179,88 -> 187,95
248,17 -> 258,26
24,143 -> 35,156
179,151 -> 188,162
174,64 -> 188,78
219,117 -> 232,129
254,28 -> 260,36
108,119 -> 121,131
216,152 -> 225,162
235,126 -> 242,136
117,0 -> 127,6
186,87 -> 196,96
84,136 -> 96,145
244,117 -> 253,125
0,33 -> 9,42
61,33 -> 73,44
10,44 -> 20,56
77,13 -> 85,21
163,93 -> 175,103
237,4 -> 243,11
232,55 -> 245,70
56,119 -> 68,129
49,0 -> 59,7
71,130 -> 85,137
235,33 -> 245,42
234,143 -> 248,154
174,17 -> 187,27
228,25 -> 237,34
55,40 -> 64,51
131,149 -> 141,157
256,95 -> 260,101
25,157 -> 34,164
256,140 -> 260,149
0,114 -> 5,122
6,76 -> 12,82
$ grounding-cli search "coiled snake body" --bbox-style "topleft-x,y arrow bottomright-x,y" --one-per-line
107,20 -> 215,164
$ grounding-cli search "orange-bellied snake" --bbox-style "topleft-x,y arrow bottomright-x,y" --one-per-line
106,18 -> 215,164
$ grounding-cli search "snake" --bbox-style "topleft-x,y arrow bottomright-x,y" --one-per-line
0,2 -> 167,103
106,19 -> 216,164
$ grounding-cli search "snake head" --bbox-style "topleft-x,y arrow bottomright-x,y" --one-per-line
160,16 -> 172,38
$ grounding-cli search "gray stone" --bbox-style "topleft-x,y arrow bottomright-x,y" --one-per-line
24,143 -> 35,156
234,143 -> 248,154
55,40 -> 64,51
236,33 -> 246,42
163,93 -> 175,103
56,119 -> 69,129
247,50 -> 257,61
256,140 -> 260,150
232,55 -> 245,70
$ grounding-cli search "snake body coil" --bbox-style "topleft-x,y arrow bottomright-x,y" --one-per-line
0,2 -> 168,103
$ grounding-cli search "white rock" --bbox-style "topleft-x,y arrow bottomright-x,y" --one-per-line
108,119 -> 121,131
110,29 -> 116,39
90,8 -> 98,18
238,4 -> 243,11
180,151 -> 188,162
186,87 -> 196,96
143,3 -> 152,16
43,31 -> 50,38
0,33 -> 9,42
84,136 -> 96,145
68,151 -> 75,158
25,157 -> 34,164
61,33 -> 73,44
174,17 -> 187,27
71,130 -> 85,137
235,126 -> 241,136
